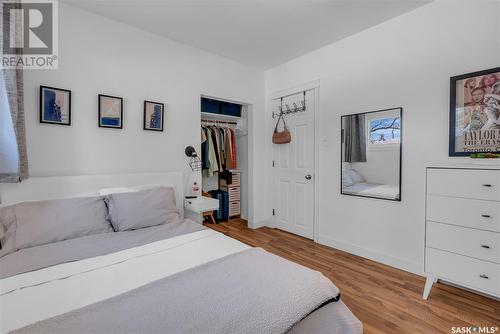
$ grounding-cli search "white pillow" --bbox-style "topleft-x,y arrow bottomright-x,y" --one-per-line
348,169 -> 365,184
342,170 -> 354,188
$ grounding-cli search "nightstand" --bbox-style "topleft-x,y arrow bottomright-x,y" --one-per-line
184,197 -> 219,224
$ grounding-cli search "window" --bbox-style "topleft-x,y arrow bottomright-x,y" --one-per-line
369,117 -> 400,146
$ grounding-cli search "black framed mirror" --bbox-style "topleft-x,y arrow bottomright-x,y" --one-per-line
341,107 -> 402,201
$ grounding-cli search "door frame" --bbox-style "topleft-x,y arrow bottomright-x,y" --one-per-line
268,80 -> 320,241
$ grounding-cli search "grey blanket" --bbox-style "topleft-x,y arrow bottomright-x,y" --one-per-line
12,248 -> 340,334
0,219 -> 204,279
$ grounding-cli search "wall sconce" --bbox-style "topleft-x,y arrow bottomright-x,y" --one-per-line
185,146 -> 202,172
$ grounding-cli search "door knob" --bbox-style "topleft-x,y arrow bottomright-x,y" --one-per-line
305,174 -> 312,180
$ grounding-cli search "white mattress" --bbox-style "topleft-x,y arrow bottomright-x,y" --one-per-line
0,229 -> 250,333
343,182 -> 399,200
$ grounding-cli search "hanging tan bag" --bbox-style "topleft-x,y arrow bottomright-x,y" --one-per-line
272,113 -> 291,144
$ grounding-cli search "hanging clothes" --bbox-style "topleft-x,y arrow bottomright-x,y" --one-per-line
201,123 -> 238,176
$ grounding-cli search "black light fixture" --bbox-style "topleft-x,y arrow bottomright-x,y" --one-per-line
185,146 -> 202,172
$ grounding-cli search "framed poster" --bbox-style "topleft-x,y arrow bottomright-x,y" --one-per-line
40,86 -> 71,126
143,100 -> 164,131
98,94 -> 123,129
449,67 -> 500,156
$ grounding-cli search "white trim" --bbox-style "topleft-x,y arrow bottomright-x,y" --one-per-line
317,235 -> 423,276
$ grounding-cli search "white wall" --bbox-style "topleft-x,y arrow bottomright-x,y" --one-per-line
266,1 -> 500,274
23,3 -> 267,227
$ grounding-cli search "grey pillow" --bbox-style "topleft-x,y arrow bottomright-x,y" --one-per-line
105,187 -> 181,232
0,196 -> 113,257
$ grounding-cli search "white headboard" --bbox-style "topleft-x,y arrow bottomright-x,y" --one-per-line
0,172 -> 185,213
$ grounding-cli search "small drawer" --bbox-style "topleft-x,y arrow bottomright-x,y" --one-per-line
220,185 -> 240,201
427,168 -> 500,201
426,195 -> 500,232
427,221 -> 500,263
426,247 -> 500,296
220,172 -> 240,187
229,201 -> 240,217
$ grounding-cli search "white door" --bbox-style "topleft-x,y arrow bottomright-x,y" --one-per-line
273,90 -> 315,239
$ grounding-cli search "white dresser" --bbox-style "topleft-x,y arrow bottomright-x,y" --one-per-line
424,166 -> 500,300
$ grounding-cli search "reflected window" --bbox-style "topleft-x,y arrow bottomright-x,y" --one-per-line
369,117 -> 400,146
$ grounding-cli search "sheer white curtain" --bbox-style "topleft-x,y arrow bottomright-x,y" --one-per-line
0,0 -> 29,182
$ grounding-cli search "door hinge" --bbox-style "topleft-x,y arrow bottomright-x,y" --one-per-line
272,160 -> 275,168
272,209 -> 275,216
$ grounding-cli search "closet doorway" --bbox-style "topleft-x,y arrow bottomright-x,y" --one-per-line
272,88 -> 316,239
200,96 -> 250,224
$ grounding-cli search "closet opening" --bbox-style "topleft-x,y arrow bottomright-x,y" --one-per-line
199,95 -> 250,224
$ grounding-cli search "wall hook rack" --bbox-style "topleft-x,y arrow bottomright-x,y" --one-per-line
273,91 -> 306,118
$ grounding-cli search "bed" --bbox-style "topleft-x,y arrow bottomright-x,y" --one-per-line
343,182 -> 400,200
0,172 -> 362,334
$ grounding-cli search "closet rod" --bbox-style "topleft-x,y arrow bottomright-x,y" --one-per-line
201,118 -> 237,125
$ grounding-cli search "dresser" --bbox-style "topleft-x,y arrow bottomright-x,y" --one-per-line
219,171 -> 241,218
424,166 -> 500,300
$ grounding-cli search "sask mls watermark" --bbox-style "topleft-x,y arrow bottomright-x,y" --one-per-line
1,0 -> 58,69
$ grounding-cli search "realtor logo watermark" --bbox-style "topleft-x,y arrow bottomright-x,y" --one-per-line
1,0 -> 58,69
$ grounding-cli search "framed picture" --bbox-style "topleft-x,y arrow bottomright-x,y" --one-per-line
40,86 -> 71,126
98,94 -> 123,129
449,67 -> 500,156
143,100 -> 164,131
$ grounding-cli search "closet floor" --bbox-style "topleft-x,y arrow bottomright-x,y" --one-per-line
205,219 -> 500,334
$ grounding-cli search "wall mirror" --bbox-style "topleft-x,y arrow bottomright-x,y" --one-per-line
341,107 -> 402,201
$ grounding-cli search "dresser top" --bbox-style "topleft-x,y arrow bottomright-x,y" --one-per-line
427,162 -> 500,170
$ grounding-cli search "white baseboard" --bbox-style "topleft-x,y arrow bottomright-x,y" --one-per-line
317,235 -> 423,276
248,219 -> 269,229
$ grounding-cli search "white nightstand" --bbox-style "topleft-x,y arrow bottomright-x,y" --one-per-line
184,197 -> 219,224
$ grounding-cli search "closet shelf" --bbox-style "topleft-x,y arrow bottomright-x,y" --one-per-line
201,112 -> 241,121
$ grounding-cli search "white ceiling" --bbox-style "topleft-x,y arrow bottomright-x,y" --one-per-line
63,0 -> 430,69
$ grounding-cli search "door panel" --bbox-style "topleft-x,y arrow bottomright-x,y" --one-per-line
273,90 -> 315,239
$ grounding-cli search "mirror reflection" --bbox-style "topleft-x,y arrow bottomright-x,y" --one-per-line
341,108 -> 402,201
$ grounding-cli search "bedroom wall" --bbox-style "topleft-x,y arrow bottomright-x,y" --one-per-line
22,3 -> 267,227
265,0 -> 500,274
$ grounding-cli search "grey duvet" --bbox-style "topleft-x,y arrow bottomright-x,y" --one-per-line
12,247 -> 340,334
0,219 -> 204,279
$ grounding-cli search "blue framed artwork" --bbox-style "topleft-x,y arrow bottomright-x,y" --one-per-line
40,86 -> 71,126
143,100 -> 164,132
98,94 -> 123,129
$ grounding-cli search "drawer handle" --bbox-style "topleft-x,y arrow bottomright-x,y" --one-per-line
481,214 -> 492,218
482,184 -> 493,187
481,244 -> 491,249
479,274 -> 489,279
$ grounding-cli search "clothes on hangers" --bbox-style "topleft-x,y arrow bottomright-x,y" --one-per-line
201,123 -> 237,176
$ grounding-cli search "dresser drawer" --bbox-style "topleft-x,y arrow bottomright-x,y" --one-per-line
427,195 -> 500,232
426,247 -> 500,296
427,168 -> 500,201
220,186 -> 240,201
427,221 -> 500,263
228,201 -> 240,217
220,172 -> 240,187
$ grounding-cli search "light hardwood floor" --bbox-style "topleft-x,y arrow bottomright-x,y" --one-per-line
205,219 -> 500,334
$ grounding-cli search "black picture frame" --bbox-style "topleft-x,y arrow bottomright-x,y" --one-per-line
449,66 -> 500,156
39,85 -> 72,126
340,107 -> 403,202
98,94 -> 123,129
143,100 -> 164,132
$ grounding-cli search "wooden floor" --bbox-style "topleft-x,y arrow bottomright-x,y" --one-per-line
205,219 -> 500,334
